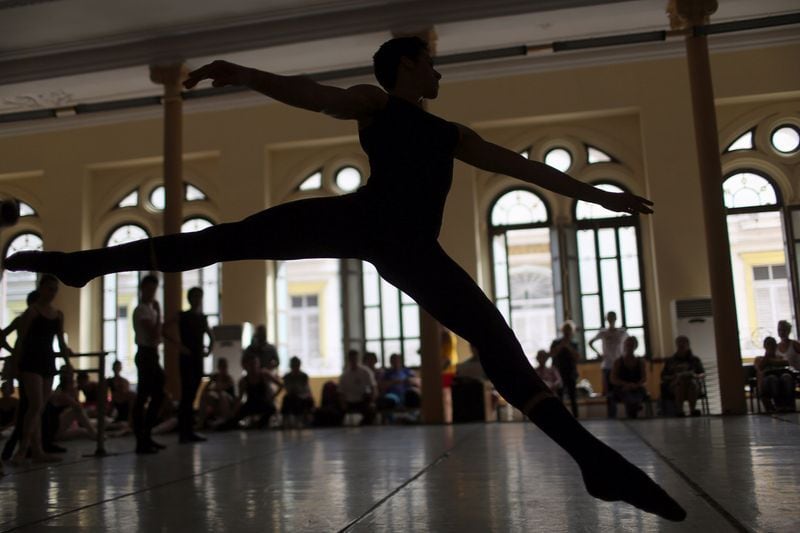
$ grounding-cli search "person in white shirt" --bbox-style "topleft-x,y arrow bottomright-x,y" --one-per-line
132,274 -> 166,454
339,350 -> 377,425
589,311 -> 627,418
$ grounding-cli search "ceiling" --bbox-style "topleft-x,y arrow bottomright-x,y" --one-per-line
0,0 -> 798,126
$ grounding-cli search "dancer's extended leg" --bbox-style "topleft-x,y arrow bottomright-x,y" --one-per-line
373,242 -> 686,521
4,195 -> 368,287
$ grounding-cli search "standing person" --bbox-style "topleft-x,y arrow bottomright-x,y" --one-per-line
339,350 -> 377,425
0,289 -> 39,461
165,287 -> 214,444
588,311 -> 628,418
243,325 -> 279,372
11,275 -> 72,464
6,37 -> 684,520
776,320 -> 800,371
550,321 -> 581,418
610,337 -> 648,419
132,274 -> 166,454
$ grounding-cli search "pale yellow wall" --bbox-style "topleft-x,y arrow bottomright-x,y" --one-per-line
0,42 -> 798,364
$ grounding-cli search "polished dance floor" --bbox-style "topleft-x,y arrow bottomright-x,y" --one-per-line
1,414 -> 798,532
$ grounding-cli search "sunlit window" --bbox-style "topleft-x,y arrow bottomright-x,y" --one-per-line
770,125 -> 799,154
334,166 -> 362,192
544,147 -> 572,173
725,130 -> 754,152
117,190 -> 139,208
298,171 -> 322,191
18,201 -> 36,217
587,146 -> 612,164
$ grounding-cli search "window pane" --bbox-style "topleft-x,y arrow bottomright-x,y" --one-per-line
752,266 -> 769,280
493,235 -> 509,299
587,146 -> 612,163
624,291 -> 643,327
366,340 -> 382,360
598,228 -> 617,258
103,321 -> 116,353
365,307 -> 381,339
600,259 -> 621,317
726,130 -> 753,152
544,147 -> 572,173
362,263 -> 380,306
582,295 -> 601,329
626,327 -> 645,353
772,264 -> 787,279
722,172 -> 778,209
335,166 -> 362,192
402,305 -> 420,338
149,186 -> 165,210
299,171 -> 322,191
490,190 -> 548,226
383,340 -> 402,359
771,125 -> 799,154
403,339 -> 421,367
380,279 -> 400,338
185,184 -> 207,201
576,183 -> 629,220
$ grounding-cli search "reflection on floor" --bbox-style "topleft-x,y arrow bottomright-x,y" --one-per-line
1,414 -> 798,532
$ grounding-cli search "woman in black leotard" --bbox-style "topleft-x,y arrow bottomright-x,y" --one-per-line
4,38 -> 684,520
10,274 -> 72,464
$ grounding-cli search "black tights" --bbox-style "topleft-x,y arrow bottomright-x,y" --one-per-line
6,192 -> 686,520
33,193 -> 549,411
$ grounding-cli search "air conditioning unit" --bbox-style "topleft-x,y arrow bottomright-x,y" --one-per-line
671,298 -> 721,414
211,323 -> 253,381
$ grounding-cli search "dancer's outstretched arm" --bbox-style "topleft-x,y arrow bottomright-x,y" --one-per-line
184,60 -> 386,121
454,124 -> 653,215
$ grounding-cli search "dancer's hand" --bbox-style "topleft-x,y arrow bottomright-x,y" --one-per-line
184,60 -> 250,89
599,190 -> 653,215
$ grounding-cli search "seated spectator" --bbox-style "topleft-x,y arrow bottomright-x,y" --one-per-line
0,380 -> 19,432
379,353 -> 421,413
228,354 -> 282,429
198,357 -> 237,429
281,356 -> 314,427
755,336 -> 797,412
610,337 -> 648,419
534,350 -> 562,393
151,391 -> 178,436
49,365 -> 97,441
456,344 -> 487,382
107,360 -> 134,428
777,320 -> 800,371
76,370 -> 101,417
339,350 -> 377,425
313,381 -> 344,427
661,336 -> 705,417
362,351 -> 382,383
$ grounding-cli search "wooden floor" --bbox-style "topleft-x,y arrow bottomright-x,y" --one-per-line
1,413 -> 798,532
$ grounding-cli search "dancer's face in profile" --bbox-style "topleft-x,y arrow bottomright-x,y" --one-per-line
140,281 -> 158,303
399,50 -> 441,100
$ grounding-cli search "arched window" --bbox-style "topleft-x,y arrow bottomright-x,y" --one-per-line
181,217 -> 221,375
723,171 -> 792,356
101,224 -> 152,383
1,232 -> 43,353
277,163 -> 419,375
574,183 -> 647,357
489,188 -> 555,364
147,182 -> 209,211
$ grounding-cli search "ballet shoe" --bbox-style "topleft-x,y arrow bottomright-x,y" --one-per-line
4,251 -> 91,288
580,447 -> 686,522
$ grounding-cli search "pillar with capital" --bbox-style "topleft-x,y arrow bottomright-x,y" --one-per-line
668,0 -> 746,414
149,63 -> 188,397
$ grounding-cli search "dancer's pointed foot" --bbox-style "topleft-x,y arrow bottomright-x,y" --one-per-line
4,251 -> 91,288
580,445 -> 686,522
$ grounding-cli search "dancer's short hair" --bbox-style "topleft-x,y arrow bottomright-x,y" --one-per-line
187,286 -> 203,301
38,273 -> 58,287
373,36 -> 429,90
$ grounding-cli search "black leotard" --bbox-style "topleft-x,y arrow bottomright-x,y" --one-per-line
358,94 -> 459,240
17,311 -> 59,377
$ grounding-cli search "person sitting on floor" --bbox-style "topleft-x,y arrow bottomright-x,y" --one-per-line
313,381 -> 344,427
379,353 -> 421,417
339,350 -> 377,425
228,353 -> 283,429
281,356 -> 314,428
610,337 -> 648,419
49,365 -> 97,441
107,360 -> 134,431
661,335 -> 705,417
198,357 -> 237,429
755,336 -> 797,413
534,350 -> 562,394
76,370 -> 101,417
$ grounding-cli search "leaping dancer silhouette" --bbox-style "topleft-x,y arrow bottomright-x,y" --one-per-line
5,37 -> 685,521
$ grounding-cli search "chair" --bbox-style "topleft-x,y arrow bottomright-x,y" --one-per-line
743,365 -> 760,413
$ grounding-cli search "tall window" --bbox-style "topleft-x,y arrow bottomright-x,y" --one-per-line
363,262 -> 421,368
575,183 -> 646,357
723,171 -> 792,356
1,232 -> 43,354
102,224 -> 152,383
489,188 -> 556,364
277,164 -> 422,375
